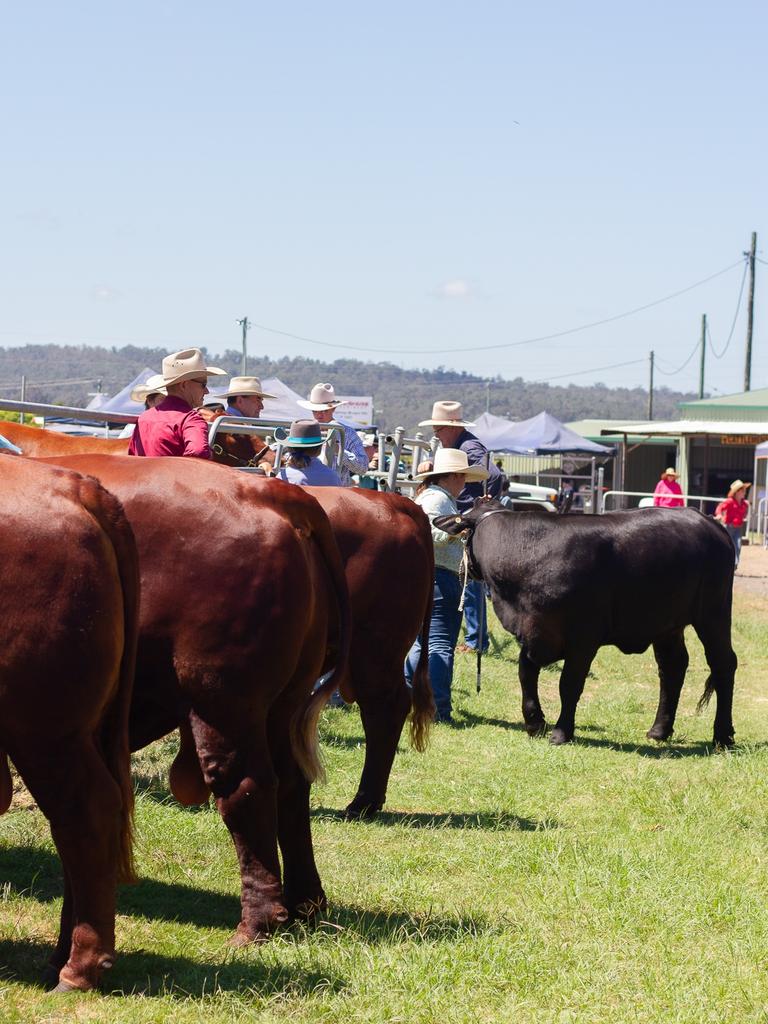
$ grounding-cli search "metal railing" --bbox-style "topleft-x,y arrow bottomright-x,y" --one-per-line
0,398 -> 137,431
209,415 -> 347,478
600,490 -> 723,514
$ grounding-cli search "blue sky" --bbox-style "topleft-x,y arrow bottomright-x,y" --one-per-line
1,1 -> 765,396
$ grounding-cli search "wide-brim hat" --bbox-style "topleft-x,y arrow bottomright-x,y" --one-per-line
661,467 -> 679,479
418,400 -> 475,429
297,382 -> 346,411
284,419 -> 324,449
416,447 -> 489,481
218,375 -> 277,400
130,373 -> 167,404
161,348 -> 227,387
728,479 -> 751,498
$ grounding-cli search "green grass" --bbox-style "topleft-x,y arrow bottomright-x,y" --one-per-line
2,592 -> 768,1022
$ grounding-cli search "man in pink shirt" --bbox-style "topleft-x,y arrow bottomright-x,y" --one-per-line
652,467 -> 685,508
128,348 -> 226,459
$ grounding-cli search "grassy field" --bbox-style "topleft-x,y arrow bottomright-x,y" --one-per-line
2,589 -> 768,1023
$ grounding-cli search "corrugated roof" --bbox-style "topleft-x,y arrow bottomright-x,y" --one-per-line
599,419 -> 768,437
680,387 -> 768,412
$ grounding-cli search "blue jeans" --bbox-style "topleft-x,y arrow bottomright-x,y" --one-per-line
405,567 -> 462,722
725,524 -> 742,566
462,579 -> 488,652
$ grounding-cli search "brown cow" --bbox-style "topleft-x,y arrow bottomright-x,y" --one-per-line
42,455 -> 350,942
0,459 -> 139,991
1,421 -> 129,456
305,487 -> 435,819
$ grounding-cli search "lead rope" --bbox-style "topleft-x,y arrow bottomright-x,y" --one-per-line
458,539 -> 471,612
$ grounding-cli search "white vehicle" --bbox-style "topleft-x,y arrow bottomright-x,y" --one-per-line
504,481 -> 558,512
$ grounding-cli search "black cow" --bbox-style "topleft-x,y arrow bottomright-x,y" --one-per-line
436,502 -> 737,747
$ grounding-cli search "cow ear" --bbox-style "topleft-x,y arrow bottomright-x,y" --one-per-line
433,513 -> 471,535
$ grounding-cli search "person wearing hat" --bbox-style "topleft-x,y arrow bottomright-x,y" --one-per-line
201,376 -> 278,468
219,376 -> 277,419
274,419 -> 342,487
297,382 -> 369,486
128,348 -> 226,459
715,480 -> 751,566
652,467 -> 685,508
404,448 -> 488,723
118,373 -> 167,439
418,400 -> 503,656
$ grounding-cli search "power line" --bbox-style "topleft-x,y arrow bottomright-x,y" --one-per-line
249,259 -> 745,355
655,338 -> 701,376
532,358 -> 647,383
708,256 -> 749,359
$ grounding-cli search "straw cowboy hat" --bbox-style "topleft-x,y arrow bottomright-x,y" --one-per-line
130,373 -> 166,404
297,382 -> 346,411
218,375 -> 277,401
418,400 -> 475,429
728,479 -> 751,498
660,467 -> 679,479
283,419 -> 324,449
161,348 -> 226,387
416,447 -> 489,481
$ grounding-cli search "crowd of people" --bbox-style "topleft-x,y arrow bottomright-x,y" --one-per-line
0,345 -> 756,725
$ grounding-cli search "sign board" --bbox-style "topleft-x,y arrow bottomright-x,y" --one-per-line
720,434 -> 768,446
337,395 -> 373,427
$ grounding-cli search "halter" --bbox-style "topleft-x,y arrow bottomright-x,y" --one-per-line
457,507 -> 513,610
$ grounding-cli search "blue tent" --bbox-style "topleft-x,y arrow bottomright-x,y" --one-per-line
473,411 -> 614,456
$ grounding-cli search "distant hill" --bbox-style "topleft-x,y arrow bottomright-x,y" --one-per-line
0,344 -> 697,432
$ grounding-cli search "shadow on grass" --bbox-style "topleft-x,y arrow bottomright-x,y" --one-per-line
311,806 -> 557,831
0,937 -> 344,999
0,847 -> 509,942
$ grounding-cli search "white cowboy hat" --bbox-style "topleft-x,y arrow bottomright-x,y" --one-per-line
418,400 -> 475,429
217,376 -> 277,401
130,373 -> 167,404
416,447 -> 489,482
728,479 -> 751,498
661,467 -> 679,479
297,382 -> 346,411
161,348 -> 227,387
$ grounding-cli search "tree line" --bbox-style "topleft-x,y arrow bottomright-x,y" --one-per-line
0,344 -> 697,432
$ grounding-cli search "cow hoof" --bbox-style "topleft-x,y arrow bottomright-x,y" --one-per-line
288,892 -> 328,923
549,728 -> 572,746
344,797 -> 382,820
229,926 -> 269,947
646,727 -> 672,742
714,735 -> 735,750
526,721 -> 547,738
50,980 -> 83,994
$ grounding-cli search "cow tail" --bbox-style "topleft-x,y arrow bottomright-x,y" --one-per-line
409,584 -> 435,753
696,681 -> 715,713
80,478 -> 139,885
291,514 -> 352,785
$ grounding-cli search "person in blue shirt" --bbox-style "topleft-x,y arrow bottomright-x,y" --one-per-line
0,433 -> 22,454
275,420 -> 343,487
418,400 -> 503,655
297,382 -> 368,486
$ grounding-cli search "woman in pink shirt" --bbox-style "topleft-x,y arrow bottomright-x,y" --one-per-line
715,479 -> 751,566
652,468 -> 685,508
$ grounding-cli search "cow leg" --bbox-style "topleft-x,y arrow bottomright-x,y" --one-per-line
188,710 -> 287,943
269,711 -> 326,923
647,631 -> 689,741
12,736 -> 123,992
346,678 -> 411,819
519,647 -> 546,736
693,622 -> 737,748
550,650 -> 595,745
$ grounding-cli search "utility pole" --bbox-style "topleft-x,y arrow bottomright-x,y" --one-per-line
237,317 -> 250,376
698,314 -> 707,399
485,380 -> 490,413
647,350 -> 654,420
744,231 -> 757,392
